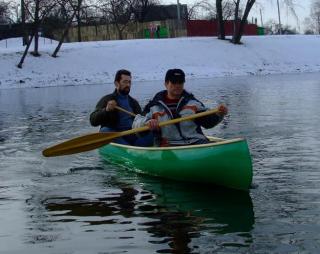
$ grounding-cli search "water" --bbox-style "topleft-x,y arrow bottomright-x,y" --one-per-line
1,73 -> 320,253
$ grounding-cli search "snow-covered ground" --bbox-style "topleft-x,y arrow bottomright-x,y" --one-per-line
0,35 -> 319,89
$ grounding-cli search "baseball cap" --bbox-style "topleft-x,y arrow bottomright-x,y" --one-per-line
165,69 -> 185,84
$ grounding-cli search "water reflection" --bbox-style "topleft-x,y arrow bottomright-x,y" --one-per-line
138,179 -> 254,253
40,173 -> 254,253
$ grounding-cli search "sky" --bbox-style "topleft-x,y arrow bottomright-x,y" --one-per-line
165,0 -> 312,32
251,0 -> 311,31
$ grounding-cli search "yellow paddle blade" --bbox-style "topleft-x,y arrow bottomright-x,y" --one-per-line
42,132 -> 120,157
42,124 -> 151,157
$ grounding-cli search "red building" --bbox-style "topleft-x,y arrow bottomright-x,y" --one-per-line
187,20 -> 258,37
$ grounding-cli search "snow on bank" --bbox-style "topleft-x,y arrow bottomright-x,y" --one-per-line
0,35 -> 319,89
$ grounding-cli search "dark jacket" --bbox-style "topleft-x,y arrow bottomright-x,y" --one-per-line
90,90 -> 142,129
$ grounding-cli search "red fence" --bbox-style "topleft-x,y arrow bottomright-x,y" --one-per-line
187,20 -> 258,37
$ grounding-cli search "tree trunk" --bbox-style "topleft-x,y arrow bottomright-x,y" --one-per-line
21,0 -> 28,45
115,24 -> 123,40
216,0 -> 225,40
32,0 -> 40,56
52,10 -> 77,57
232,0 -> 241,39
17,33 -> 35,68
232,0 -> 256,44
76,0 -> 82,42
118,30 -> 123,40
77,19 -> 82,41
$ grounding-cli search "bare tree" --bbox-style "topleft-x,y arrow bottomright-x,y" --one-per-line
187,0 -> 215,20
16,0 -> 58,68
71,0 -> 97,42
52,0 -> 82,57
223,0 -> 239,20
20,0 -> 28,45
264,18 -> 297,34
263,19 -> 279,34
309,0 -> 320,34
0,0 -> 11,24
282,0 -> 300,30
216,0 -> 225,39
22,0 -> 59,56
265,0 -> 300,33
131,0 -> 158,22
231,0 -> 255,44
188,0 -> 237,21
75,0 -> 83,41
233,0 -> 240,36
99,0 -> 134,40
17,33 -> 34,68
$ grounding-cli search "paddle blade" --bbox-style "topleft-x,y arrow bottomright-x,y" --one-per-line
42,132 -> 119,157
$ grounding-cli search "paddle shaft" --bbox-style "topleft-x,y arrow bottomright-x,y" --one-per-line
115,106 -> 220,129
119,108 -> 220,136
42,108 -> 219,157
115,106 -> 136,117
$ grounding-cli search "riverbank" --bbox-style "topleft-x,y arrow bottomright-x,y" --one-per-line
0,35 -> 319,89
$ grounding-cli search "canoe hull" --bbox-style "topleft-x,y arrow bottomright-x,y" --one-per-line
99,138 -> 253,191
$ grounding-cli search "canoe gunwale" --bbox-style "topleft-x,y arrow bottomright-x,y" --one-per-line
105,136 -> 247,151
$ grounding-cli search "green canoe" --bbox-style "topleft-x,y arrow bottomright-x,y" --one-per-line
99,137 -> 253,191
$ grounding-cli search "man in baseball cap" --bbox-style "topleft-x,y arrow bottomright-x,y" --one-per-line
132,68 -> 228,146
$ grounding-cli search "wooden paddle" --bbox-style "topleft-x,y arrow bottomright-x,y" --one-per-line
42,108 -> 219,157
115,105 -> 136,117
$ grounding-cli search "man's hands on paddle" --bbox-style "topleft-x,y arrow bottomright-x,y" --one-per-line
147,119 -> 160,131
106,100 -> 117,111
147,104 -> 228,131
217,104 -> 228,117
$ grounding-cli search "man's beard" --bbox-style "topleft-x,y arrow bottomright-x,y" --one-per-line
119,87 -> 130,95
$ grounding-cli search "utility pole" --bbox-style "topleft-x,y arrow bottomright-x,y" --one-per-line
259,9 -> 263,27
276,0 -> 282,34
177,0 -> 181,20
21,0 -> 27,45
176,0 -> 181,37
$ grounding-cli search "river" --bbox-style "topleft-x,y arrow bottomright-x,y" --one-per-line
1,73 -> 320,253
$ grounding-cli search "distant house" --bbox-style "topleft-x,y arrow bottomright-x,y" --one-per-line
143,4 -> 188,21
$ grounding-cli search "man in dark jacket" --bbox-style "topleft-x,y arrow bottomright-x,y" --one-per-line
90,69 -> 152,146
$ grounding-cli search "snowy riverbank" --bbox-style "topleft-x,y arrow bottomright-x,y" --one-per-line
0,35 -> 319,89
